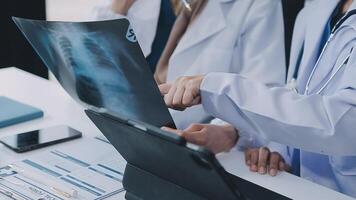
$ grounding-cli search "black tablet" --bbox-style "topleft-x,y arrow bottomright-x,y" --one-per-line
85,110 -> 290,200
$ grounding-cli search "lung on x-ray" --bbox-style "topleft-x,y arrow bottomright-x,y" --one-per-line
13,17 -> 174,127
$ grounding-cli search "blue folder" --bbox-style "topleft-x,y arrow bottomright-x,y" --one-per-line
0,96 -> 43,128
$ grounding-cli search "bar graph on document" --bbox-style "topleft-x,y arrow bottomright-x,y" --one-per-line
0,137 -> 126,200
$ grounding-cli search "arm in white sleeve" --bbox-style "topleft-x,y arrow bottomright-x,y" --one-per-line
200,47 -> 356,156
210,119 -> 290,164
208,0 -> 286,150
93,0 -> 161,56
210,118 -> 269,151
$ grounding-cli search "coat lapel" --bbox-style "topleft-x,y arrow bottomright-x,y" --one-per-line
172,0 -> 228,56
297,0 -> 340,92
308,1 -> 356,94
303,0 -> 339,66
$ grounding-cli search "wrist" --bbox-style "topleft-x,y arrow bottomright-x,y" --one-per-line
197,75 -> 205,90
223,124 -> 239,149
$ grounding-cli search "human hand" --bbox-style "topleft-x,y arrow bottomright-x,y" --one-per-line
162,124 -> 238,154
111,0 -> 136,15
154,67 -> 168,85
159,75 -> 204,110
244,147 -> 291,176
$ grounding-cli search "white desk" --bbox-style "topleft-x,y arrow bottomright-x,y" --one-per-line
0,67 -> 353,200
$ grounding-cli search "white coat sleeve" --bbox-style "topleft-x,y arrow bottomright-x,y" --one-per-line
92,0 -> 160,57
200,47 -> 356,156
210,119 -> 269,151
213,0 -> 286,151
210,118 -> 290,163
233,0 -> 286,86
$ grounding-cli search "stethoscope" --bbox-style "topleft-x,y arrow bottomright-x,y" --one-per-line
288,9 -> 356,95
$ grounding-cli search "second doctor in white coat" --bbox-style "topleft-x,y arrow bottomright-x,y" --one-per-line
94,0 -> 162,57
161,0 -> 356,197
160,0 -> 286,129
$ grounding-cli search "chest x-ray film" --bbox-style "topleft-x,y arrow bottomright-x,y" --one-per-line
13,17 -> 174,127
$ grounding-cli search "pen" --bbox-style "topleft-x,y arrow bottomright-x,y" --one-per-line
8,164 -> 78,199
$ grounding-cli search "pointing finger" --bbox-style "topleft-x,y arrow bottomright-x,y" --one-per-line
161,127 -> 184,136
158,83 -> 172,95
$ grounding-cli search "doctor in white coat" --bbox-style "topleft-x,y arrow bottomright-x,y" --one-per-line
160,0 -> 356,197
158,0 -> 286,129
94,0 -> 176,71
94,0 -> 161,57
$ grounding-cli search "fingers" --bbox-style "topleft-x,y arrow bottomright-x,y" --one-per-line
173,80 -> 186,106
181,129 -> 207,146
249,149 -> 259,172
244,149 -> 252,166
257,147 -> 270,174
163,81 -> 185,110
244,148 -> 290,177
182,81 -> 197,106
245,147 -> 270,174
159,76 -> 204,110
185,123 -> 204,132
159,83 -> 172,95
279,160 -> 291,172
161,127 -> 184,136
162,125 -> 206,146
269,152 -> 281,176
164,84 -> 178,108
169,78 -> 193,108
191,96 -> 201,106
244,148 -> 259,172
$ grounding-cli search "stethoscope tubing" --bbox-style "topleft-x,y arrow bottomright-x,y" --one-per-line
303,10 -> 356,95
316,49 -> 352,94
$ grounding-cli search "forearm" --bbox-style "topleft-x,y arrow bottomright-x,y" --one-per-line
155,11 -> 190,83
201,72 -> 356,156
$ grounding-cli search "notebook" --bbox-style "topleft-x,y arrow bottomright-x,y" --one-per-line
0,96 -> 43,128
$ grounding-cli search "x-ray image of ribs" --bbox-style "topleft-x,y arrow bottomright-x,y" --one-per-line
13,17 -> 176,127
50,24 -> 140,118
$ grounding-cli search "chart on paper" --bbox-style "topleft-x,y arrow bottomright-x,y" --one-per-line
0,137 -> 126,200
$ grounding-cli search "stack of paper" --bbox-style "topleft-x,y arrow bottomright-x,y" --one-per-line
0,137 -> 126,200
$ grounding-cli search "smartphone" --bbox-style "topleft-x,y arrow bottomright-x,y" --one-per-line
0,125 -> 82,153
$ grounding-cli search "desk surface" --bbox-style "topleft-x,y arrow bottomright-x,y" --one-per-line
0,67 -> 353,200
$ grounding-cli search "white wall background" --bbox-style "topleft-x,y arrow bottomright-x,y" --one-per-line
45,0 -> 104,80
46,0 -> 102,21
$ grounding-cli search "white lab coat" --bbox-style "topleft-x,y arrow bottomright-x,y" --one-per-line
167,0 -> 286,129
200,0 -> 356,196
93,0 -> 161,56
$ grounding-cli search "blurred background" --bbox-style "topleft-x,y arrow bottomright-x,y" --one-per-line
0,0 -> 309,79
0,0 -> 101,79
